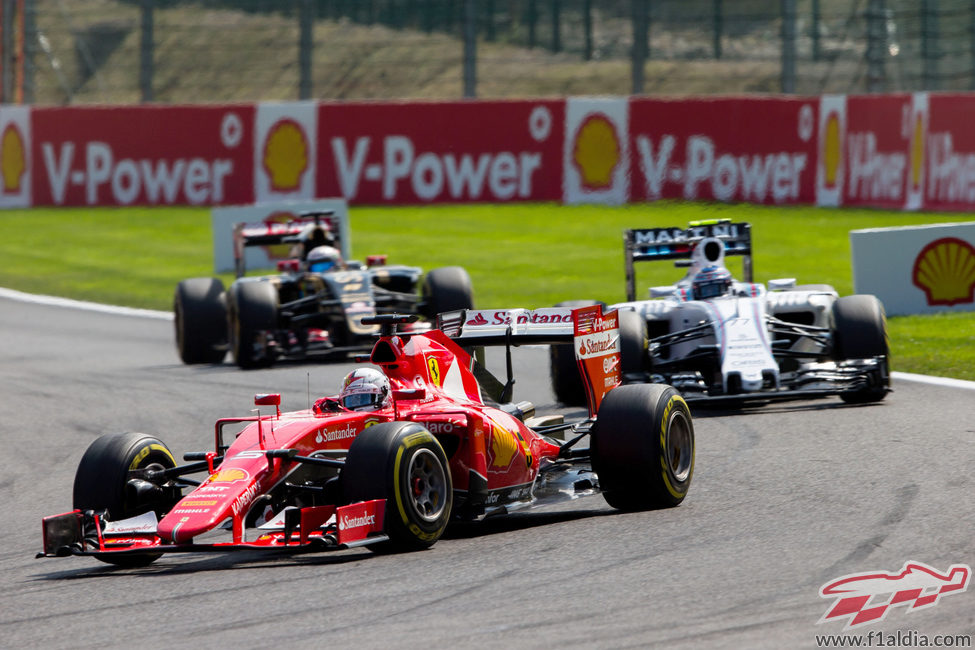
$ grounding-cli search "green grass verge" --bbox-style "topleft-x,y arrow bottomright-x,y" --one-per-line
1,203 -> 973,380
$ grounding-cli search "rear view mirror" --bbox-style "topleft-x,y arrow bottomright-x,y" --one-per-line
254,393 -> 281,417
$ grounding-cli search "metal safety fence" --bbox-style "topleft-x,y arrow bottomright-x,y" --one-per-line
3,0 -> 975,105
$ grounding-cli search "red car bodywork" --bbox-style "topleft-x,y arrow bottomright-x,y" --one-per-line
42,306 -> 624,560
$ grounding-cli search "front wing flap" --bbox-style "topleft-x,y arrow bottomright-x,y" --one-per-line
653,357 -> 890,404
39,500 -> 388,560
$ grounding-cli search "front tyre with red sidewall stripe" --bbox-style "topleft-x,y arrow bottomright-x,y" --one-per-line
592,384 -> 694,510
341,422 -> 452,552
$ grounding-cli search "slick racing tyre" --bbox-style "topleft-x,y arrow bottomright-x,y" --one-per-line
831,294 -> 890,404
73,432 -> 180,567
592,384 -> 694,510
549,300 -> 604,407
174,277 -> 227,364
422,266 -> 475,320
228,280 -> 278,369
342,422 -> 452,552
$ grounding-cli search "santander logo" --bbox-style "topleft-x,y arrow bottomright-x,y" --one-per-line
466,312 -> 489,326
339,513 -> 376,530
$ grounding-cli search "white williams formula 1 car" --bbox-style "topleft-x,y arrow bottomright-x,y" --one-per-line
550,220 -> 890,407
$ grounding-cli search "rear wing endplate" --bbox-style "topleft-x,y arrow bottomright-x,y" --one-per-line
439,306 -> 621,416
624,220 -> 752,301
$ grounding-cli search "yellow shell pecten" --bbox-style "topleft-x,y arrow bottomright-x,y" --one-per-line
573,113 -> 619,190
489,424 -> 518,469
910,113 -> 924,190
1,123 -> 25,192
263,119 -> 308,191
822,112 -> 841,188
912,237 -> 975,306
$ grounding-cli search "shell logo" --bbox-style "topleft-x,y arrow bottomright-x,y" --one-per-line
262,118 -> 309,192
1,122 -> 25,193
822,111 -> 842,189
572,112 -> 620,191
208,468 -> 249,483
489,424 -> 518,470
910,112 -> 924,191
912,237 -> 975,307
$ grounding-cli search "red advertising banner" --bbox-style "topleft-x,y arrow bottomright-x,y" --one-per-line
839,94 -> 914,210
925,93 -> 975,212
627,97 -> 818,205
30,105 -> 255,207
315,100 -> 564,204
12,94 -> 975,212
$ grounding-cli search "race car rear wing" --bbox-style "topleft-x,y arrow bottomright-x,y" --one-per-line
624,220 -> 752,301
438,306 -> 622,417
233,211 -> 341,277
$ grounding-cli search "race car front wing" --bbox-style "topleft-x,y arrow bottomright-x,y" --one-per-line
39,499 -> 389,560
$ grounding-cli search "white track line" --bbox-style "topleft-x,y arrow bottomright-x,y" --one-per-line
891,371 -> 975,391
0,287 -> 172,321
2,287 -> 974,391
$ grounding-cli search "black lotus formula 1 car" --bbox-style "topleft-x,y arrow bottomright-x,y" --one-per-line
174,212 -> 474,368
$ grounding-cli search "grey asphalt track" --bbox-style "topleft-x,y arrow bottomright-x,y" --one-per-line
1,296 -> 972,649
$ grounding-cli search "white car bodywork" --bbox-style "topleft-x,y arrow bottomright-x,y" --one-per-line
602,222 -> 889,405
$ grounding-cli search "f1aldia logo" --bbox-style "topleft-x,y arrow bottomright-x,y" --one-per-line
818,560 -> 970,628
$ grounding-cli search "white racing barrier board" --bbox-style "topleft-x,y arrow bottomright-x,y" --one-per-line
850,221 -> 975,316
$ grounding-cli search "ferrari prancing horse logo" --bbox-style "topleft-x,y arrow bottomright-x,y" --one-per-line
427,357 -> 441,386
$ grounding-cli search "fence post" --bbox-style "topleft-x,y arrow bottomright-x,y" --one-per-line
463,0 -> 476,98
527,0 -> 537,48
811,0 -> 821,61
971,0 -> 975,89
713,0 -> 722,59
921,0 -> 940,90
582,0 -> 592,60
299,0 -> 313,99
865,0 -> 887,92
22,0 -> 34,103
484,0 -> 495,42
550,0 -> 560,53
140,0 -> 154,103
780,0 -> 796,93
422,0 -> 433,33
1,0 -> 11,103
632,0 -> 648,94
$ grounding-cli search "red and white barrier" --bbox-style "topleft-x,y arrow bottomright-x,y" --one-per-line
1,93 -> 975,213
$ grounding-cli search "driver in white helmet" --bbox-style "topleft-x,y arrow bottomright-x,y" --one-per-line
306,245 -> 344,273
339,368 -> 391,411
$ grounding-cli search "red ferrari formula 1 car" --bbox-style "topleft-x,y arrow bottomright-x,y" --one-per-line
40,308 -> 694,566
